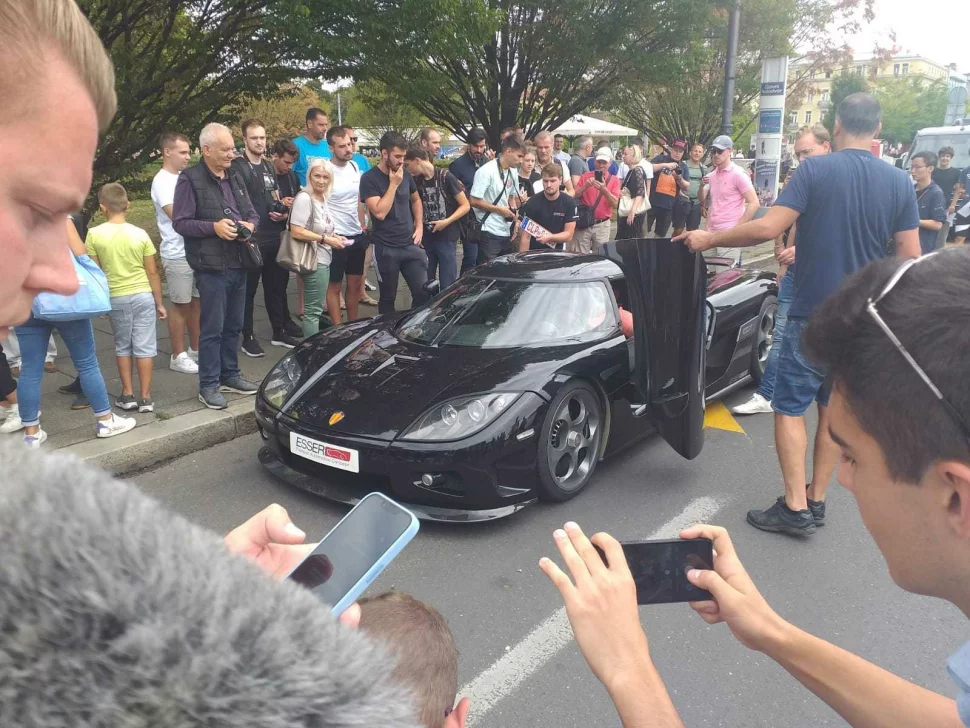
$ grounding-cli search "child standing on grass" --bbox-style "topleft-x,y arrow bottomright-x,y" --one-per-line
86,183 -> 167,413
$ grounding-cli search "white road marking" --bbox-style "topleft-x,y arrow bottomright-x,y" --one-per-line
461,496 -> 723,726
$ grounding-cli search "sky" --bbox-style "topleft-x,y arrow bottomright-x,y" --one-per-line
848,0 -> 970,72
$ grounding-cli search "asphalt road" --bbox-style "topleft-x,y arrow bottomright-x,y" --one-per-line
132,387 -> 967,727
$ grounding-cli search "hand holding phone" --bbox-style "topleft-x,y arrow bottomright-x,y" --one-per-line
594,170 -> 604,183
287,493 -> 419,615
598,538 -> 713,604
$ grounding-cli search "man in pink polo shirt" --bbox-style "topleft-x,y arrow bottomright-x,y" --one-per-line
705,135 -> 759,260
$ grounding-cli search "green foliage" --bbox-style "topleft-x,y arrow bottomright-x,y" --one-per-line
613,0 -> 871,146
78,0 -> 353,219
873,78 -> 949,144
340,0 -> 709,147
821,73 -> 870,132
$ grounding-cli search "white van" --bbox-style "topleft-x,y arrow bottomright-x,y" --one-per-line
901,123 -> 970,170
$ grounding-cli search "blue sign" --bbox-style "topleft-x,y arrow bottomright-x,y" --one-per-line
761,81 -> 785,96
759,109 -> 782,134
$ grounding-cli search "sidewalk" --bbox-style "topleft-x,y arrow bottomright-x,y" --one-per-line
32,239 -> 779,476
34,269 -> 403,474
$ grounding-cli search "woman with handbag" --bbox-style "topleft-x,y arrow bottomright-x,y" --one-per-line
15,219 -> 135,447
285,158 -> 347,338
616,144 -> 650,240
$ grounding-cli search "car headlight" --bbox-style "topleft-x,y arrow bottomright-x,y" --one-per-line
262,352 -> 304,409
401,393 -> 521,441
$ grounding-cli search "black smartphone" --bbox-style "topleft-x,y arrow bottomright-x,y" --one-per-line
596,538 -> 714,605
594,170 -> 604,182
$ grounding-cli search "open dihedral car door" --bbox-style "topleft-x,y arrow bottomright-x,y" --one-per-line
601,238 -> 707,459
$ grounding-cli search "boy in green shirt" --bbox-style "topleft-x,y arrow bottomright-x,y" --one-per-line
86,183 -> 167,413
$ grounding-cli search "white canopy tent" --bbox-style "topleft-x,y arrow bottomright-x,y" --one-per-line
550,115 -> 640,138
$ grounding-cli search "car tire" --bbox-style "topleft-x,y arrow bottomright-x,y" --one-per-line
536,380 -> 605,502
749,295 -> 777,383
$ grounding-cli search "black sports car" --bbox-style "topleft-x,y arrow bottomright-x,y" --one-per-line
255,239 -> 777,522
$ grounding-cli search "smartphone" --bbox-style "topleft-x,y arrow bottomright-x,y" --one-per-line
596,538 -> 714,605
594,170 -> 604,182
286,492 -> 419,615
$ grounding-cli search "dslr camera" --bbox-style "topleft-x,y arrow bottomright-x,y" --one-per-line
269,199 -> 288,216
233,222 -> 253,241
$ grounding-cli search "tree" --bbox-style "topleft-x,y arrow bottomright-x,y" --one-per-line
821,72 -> 870,131
231,85 -> 324,144
340,0 -> 708,147
78,0 -> 350,217
873,77 -> 948,144
612,0 -> 874,146
348,80 -> 434,145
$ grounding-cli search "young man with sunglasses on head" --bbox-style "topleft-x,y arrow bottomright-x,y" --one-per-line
677,93 -> 921,537
540,250 -> 970,728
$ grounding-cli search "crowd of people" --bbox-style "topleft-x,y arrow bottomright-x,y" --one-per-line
5,3 -> 970,728
0,99 -> 775,440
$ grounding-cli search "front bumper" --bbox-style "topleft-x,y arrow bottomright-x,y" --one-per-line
255,393 -> 544,523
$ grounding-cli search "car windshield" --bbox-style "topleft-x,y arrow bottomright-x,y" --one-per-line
398,278 -> 618,348
906,132 -> 970,169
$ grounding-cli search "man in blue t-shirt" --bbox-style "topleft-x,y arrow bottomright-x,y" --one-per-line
292,108 -> 332,186
676,93 -> 920,537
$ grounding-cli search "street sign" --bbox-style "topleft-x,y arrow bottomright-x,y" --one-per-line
761,81 -> 785,96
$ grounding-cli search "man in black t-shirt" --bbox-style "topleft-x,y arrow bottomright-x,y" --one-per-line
405,147 -> 470,290
517,163 -> 578,251
360,131 -> 429,314
230,120 -> 301,355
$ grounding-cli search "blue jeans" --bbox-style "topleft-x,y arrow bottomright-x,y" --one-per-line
772,316 -> 831,417
196,269 -> 247,390
460,240 -> 478,275
757,269 -> 792,401
16,317 -> 111,427
427,240 -> 458,290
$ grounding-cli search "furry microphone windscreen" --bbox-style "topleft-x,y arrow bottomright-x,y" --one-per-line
0,444 -> 419,728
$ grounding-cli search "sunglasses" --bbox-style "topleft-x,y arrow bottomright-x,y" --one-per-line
866,251 -> 970,443
350,136 -> 359,142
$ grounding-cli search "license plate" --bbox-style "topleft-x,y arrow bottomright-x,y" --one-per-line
289,432 -> 359,473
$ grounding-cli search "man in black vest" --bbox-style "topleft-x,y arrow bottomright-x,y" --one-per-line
173,122 -> 260,410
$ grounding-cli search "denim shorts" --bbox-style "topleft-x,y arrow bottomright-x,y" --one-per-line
771,316 -> 830,416
109,292 -> 158,358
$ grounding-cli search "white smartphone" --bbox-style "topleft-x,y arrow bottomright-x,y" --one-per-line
285,492 -> 419,615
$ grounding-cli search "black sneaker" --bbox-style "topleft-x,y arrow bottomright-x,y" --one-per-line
284,320 -> 303,338
807,484 -> 826,527
271,332 -> 301,349
59,377 -> 82,395
137,398 -> 154,413
747,498 -> 817,536
219,376 -> 258,395
70,395 -> 90,410
115,393 -> 138,410
241,335 -> 265,358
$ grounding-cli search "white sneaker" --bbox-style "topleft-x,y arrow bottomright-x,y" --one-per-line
96,413 -> 137,438
187,347 -> 199,362
732,392 -> 774,415
0,404 -> 12,421
170,351 -> 199,374
0,406 -> 24,433
23,428 -> 47,448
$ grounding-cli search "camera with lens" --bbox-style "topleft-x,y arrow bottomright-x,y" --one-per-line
269,199 -> 288,216
234,222 -> 253,241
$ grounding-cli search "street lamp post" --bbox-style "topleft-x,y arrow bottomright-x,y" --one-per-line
721,2 -> 740,136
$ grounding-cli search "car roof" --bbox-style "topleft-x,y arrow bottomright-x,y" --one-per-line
470,251 -> 624,282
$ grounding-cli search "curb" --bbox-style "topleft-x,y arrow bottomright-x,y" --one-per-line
58,398 -> 257,476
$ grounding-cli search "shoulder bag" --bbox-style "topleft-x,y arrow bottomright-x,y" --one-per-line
32,253 -> 111,322
462,166 -> 516,244
618,168 -> 651,217
277,191 -> 319,275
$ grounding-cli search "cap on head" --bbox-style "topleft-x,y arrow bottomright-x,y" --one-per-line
712,135 -> 733,151
671,140 -> 687,151
594,146 -> 613,162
